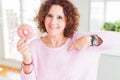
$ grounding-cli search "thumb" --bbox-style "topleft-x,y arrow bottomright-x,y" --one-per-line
22,37 -> 27,43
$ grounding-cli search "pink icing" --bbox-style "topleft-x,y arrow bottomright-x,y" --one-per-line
17,24 -> 34,41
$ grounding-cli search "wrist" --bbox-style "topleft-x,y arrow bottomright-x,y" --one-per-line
22,58 -> 33,74
22,62 -> 33,74
23,59 -> 33,65
90,35 -> 98,46
23,55 -> 32,64
90,35 -> 103,46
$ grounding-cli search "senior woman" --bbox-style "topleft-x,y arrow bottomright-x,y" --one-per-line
17,0 -> 120,80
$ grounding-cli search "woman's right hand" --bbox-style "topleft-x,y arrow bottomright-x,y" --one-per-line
17,38 -> 32,64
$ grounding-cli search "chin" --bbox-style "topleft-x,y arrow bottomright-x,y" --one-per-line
48,33 -> 61,36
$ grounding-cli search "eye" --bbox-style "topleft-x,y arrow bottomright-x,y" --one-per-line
46,14 -> 52,17
57,16 -> 63,20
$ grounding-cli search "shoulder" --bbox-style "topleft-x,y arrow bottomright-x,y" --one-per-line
71,32 -> 90,40
29,38 -> 40,43
29,32 -> 47,44
28,38 -> 41,47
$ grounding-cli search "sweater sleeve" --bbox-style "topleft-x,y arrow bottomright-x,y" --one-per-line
73,31 -> 120,50
95,31 -> 120,50
20,68 -> 36,80
20,39 -> 38,80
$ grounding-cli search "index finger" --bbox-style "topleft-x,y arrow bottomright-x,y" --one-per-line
17,38 -> 25,46
67,43 -> 75,51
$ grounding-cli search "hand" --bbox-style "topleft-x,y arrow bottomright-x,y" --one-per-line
68,36 -> 91,51
17,24 -> 34,42
17,38 -> 32,63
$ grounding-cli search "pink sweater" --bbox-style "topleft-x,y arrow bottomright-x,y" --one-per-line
20,31 -> 120,80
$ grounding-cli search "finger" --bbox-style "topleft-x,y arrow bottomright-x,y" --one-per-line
25,37 -> 30,42
68,43 -> 75,51
77,46 -> 81,50
17,43 -> 26,52
17,39 -> 27,52
21,46 -> 31,54
19,42 -> 28,51
18,44 -> 30,54
74,44 -> 81,50
17,38 -> 25,46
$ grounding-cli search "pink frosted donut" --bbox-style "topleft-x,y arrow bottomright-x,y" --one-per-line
17,24 -> 34,41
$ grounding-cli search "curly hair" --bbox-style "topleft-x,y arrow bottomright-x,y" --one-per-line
34,0 -> 80,38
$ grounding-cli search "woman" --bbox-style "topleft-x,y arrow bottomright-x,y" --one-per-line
17,0 -> 120,80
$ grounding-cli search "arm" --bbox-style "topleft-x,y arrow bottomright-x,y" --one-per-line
20,68 -> 36,80
68,35 -> 91,51
17,38 -> 36,80
20,56 -> 36,80
68,33 -> 103,51
68,31 -> 120,51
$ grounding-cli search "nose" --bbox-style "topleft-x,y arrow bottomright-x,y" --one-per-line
50,17 -> 57,25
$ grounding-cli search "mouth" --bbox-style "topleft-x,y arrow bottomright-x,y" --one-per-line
49,26 -> 58,29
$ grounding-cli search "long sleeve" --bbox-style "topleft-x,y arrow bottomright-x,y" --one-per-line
73,31 -> 120,50
20,39 -> 38,80
96,31 -> 120,50
20,68 -> 36,80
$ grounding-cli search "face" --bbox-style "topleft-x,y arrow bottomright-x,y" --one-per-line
44,5 -> 66,36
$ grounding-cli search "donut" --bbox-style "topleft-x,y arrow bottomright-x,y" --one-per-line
17,24 -> 34,41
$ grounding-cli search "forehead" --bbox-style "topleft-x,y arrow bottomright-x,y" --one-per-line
48,5 -> 64,16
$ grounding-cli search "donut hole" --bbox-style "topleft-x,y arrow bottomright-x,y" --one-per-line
24,30 -> 28,35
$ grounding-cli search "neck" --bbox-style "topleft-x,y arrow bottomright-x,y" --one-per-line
42,35 -> 68,48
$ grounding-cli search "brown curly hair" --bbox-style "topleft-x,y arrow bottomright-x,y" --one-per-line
34,0 -> 80,38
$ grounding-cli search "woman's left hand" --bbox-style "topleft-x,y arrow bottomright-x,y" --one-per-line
68,36 -> 91,51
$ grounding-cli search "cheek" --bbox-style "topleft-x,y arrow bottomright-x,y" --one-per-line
44,18 -> 49,26
61,22 -> 66,29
